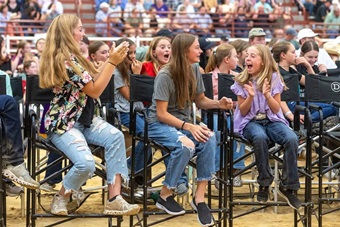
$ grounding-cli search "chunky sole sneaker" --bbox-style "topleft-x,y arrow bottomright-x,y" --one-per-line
278,184 -> 302,210
51,194 -> 68,215
67,191 -> 94,213
3,163 -> 40,189
156,195 -> 185,215
191,199 -> 214,227
233,175 -> 243,187
40,182 -> 57,192
257,186 -> 269,203
104,195 -> 140,216
5,181 -> 24,197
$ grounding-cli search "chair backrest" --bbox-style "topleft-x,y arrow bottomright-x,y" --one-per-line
25,75 -> 54,105
327,68 -> 340,77
281,74 -> 300,102
305,74 -> 340,102
10,76 -> 23,102
100,75 -> 115,105
217,73 -> 237,101
130,74 -> 155,103
0,75 -> 5,95
201,73 -> 213,99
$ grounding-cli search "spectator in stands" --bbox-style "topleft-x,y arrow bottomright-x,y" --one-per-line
95,0 -> 109,11
253,0 -> 277,25
152,0 -> 170,18
1,95 -> 40,190
12,40 -> 33,74
41,0 -> 63,21
35,38 -> 45,59
234,6 -> 250,38
108,0 -> 124,35
21,5 -> 42,35
142,0 -> 154,10
295,0 -> 316,18
7,0 -> 21,18
230,39 -> 250,73
203,0 -> 218,12
123,0 -> 145,21
143,7 -> 160,37
296,28 -> 337,69
96,2 -> 122,37
0,5 -> 23,36
273,28 -> 284,38
194,5 -> 213,37
172,5 -> 197,35
315,0 -> 332,22
80,36 -> 90,59
176,0 -> 196,18
0,35 -> 13,75
124,8 -> 143,36
283,27 -> 300,50
220,0 -> 236,14
248,27 -> 266,45
324,6 -> 340,38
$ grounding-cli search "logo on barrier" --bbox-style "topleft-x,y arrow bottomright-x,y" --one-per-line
331,82 -> 340,92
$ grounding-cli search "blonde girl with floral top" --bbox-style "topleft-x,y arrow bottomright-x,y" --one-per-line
39,14 -> 140,216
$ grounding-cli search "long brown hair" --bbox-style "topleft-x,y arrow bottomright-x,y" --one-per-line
168,33 -> 197,109
115,38 -> 135,86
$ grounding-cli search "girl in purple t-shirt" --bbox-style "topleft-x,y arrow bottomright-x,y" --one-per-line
231,44 -> 301,210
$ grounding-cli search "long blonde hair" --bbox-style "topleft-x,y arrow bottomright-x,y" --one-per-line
236,44 -> 281,92
145,36 -> 171,75
168,33 -> 197,109
39,14 -> 98,88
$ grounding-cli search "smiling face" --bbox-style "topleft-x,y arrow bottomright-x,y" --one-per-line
302,49 -> 318,66
25,61 -> 38,75
125,44 -> 136,65
245,46 -> 263,77
186,38 -> 202,64
91,44 -> 109,62
153,38 -> 171,66
73,19 -> 85,45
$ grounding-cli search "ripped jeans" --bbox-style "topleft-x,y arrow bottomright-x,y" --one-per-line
48,117 -> 128,192
148,122 -> 216,189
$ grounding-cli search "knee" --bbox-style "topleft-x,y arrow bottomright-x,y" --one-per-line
4,96 -> 17,108
74,157 -> 95,176
252,132 -> 268,144
179,136 -> 195,157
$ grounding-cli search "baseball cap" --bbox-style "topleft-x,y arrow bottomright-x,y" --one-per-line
220,35 -> 230,41
198,37 -> 215,50
248,28 -> 266,39
100,2 -> 110,9
286,27 -> 297,37
297,28 -> 318,41
154,29 -> 174,38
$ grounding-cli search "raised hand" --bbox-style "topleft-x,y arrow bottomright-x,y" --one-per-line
108,41 -> 129,66
262,78 -> 271,99
244,81 -> 255,97
131,59 -> 142,74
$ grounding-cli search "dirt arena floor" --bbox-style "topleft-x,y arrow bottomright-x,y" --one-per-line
4,153 -> 340,227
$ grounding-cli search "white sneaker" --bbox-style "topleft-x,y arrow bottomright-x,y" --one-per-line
51,194 -> 68,215
40,182 -> 57,192
2,163 -> 40,189
103,195 -> 140,216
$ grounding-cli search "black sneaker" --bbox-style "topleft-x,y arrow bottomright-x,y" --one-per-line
257,186 -> 269,203
191,199 -> 214,227
156,195 -> 185,215
278,184 -> 302,210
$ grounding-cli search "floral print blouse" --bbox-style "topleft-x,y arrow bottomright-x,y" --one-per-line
45,56 -> 99,135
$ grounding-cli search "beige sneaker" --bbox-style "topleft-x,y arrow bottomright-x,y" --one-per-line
2,163 -> 40,189
103,195 -> 140,216
51,194 -> 68,215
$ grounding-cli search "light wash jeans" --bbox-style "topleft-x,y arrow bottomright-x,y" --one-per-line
48,117 -> 128,192
243,120 -> 300,190
203,112 -> 246,171
148,122 -> 216,189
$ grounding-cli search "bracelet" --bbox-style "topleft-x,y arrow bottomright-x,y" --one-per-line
108,61 -> 117,67
284,111 -> 292,117
181,121 -> 186,130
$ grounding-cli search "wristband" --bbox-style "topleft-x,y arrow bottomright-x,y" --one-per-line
108,61 -> 117,67
181,121 -> 186,130
284,111 -> 292,117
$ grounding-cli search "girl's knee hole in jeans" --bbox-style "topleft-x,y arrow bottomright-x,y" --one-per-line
178,136 -> 195,154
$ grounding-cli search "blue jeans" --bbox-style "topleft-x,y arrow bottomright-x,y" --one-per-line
243,120 -> 300,190
287,101 -> 337,122
203,112 -> 245,171
122,112 -> 188,186
48,117 -> 128,192
0,95 -> 24,166
148,122 -> 216,189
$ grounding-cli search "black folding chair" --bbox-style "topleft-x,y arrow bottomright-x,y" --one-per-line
25,75 -> 122,227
